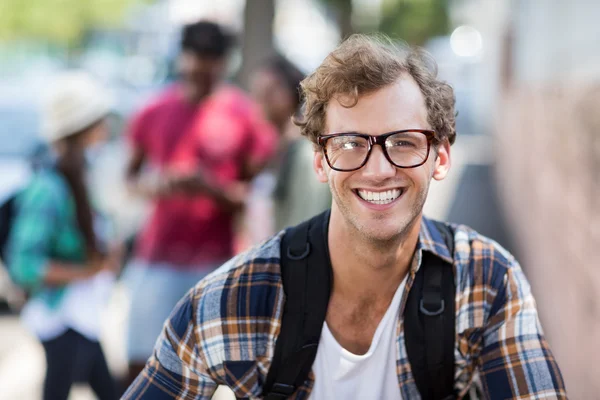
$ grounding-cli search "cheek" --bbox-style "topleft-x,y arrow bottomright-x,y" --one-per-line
392,165 -> 432,191
271,91 -> 292,115
416,157 -> 437,181
328,170 -> 354,193
89,122 -> 109,144
281,91 -> 295,109
411,168 -> 431,184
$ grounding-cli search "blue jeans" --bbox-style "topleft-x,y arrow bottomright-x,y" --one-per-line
123,260 -> 216,363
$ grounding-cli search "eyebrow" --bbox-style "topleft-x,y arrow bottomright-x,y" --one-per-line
326,129 -> 427,135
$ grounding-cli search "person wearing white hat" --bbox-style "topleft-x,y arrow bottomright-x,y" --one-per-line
7,71 -> 121,400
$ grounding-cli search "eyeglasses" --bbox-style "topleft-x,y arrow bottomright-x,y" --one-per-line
317,129 -> 435,172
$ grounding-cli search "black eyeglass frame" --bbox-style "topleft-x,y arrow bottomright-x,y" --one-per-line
317,129 -> 436,172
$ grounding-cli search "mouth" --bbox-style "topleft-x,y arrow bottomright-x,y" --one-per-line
354,188 -> 404,206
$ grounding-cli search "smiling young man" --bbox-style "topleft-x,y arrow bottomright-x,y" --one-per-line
124,35 -> 567,399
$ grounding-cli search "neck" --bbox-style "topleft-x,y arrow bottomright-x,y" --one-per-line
180,82 -> 218,104
327,208 -> 422,302
187,91 -> 209,105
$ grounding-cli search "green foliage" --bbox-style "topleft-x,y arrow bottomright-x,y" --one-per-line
320,0 -> 450,45
378,0 -> 450,45
320,0 -> 352,8
0,0 -> 145,46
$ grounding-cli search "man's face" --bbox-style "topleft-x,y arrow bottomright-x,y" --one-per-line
313,76 -> 451,243
177,50 -> 225,102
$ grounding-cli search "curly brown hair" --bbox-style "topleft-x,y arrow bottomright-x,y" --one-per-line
294,34 -> 456,147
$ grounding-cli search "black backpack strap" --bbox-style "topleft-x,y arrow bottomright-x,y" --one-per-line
263,210 -> 332,399
405,220 -> 456,400
0,194 -> 17,265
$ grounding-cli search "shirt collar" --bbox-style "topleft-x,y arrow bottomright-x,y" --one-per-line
416,216 -> 454,266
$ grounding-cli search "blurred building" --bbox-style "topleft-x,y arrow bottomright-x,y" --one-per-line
453,0 -> 600,397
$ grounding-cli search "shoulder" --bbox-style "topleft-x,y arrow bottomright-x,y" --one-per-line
423,218 -> 515,276
133,86 -> 182,120
187,233 -> 285,362
209,85 -> 256,117
214,85 -> 253,105
449,222 -> 516,283
423,218 -> 521,314
449,222 -> 514,261
19,169 -> 68,207
193,233 -> 283,314
432,220 -> 524,328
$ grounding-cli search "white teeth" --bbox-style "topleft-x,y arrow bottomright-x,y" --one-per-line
357,189 -> 402,204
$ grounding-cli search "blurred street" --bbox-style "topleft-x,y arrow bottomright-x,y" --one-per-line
0,285 -> 236,400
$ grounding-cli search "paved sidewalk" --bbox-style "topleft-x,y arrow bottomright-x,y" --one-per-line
0,283 -> 235,400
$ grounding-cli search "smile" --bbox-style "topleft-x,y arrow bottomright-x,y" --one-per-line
355,188 -> 403,205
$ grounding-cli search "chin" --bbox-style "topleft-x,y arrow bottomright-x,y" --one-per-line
362,207 -> 423,241
349,216 -> 405,242
333,189 -> 423,243
367,225 -> 405,242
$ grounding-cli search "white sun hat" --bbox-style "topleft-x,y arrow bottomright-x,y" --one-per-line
41,70 -> 112,143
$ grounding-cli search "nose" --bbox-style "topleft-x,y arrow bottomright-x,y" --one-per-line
362,145 -> 396,178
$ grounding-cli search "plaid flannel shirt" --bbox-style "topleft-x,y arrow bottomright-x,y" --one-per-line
124,217 -> 566,399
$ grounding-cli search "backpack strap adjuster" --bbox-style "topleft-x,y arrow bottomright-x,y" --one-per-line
419,299 -> 445,316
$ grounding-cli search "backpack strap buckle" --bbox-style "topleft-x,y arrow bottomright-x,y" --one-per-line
269,383 -> 296,398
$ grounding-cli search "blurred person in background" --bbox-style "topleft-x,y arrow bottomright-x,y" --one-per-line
123,20 -> 277,386
250,55 -> 330,235
6,71 -> 121,400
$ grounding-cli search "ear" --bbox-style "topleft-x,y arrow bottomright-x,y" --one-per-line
313,150 -> 329,183
432,140 -> 451,181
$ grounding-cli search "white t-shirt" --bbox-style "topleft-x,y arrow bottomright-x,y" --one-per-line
311,277 -> 407,400
21,270 -> 116,341
20,215 -> 116,342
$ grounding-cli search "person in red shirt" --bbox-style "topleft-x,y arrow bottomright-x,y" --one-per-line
123,20 -> 278,386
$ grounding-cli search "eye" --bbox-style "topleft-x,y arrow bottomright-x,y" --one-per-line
342,141 -> 361,150
330,136 -> 367,151
387,139 -> 416,148
386,132 -> 426,149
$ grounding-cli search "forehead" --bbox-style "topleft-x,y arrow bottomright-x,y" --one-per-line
325,75 -> 428,134
178,51 -> 222,68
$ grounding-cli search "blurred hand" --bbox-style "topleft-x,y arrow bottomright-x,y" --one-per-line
129,172 -> 176,199
102,243 -> 125,274
167,172 -> 230,198
166,173 -> 205,195
223,182 -> 250,211
87,244 -> 124,277
156,171 -> 249,212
